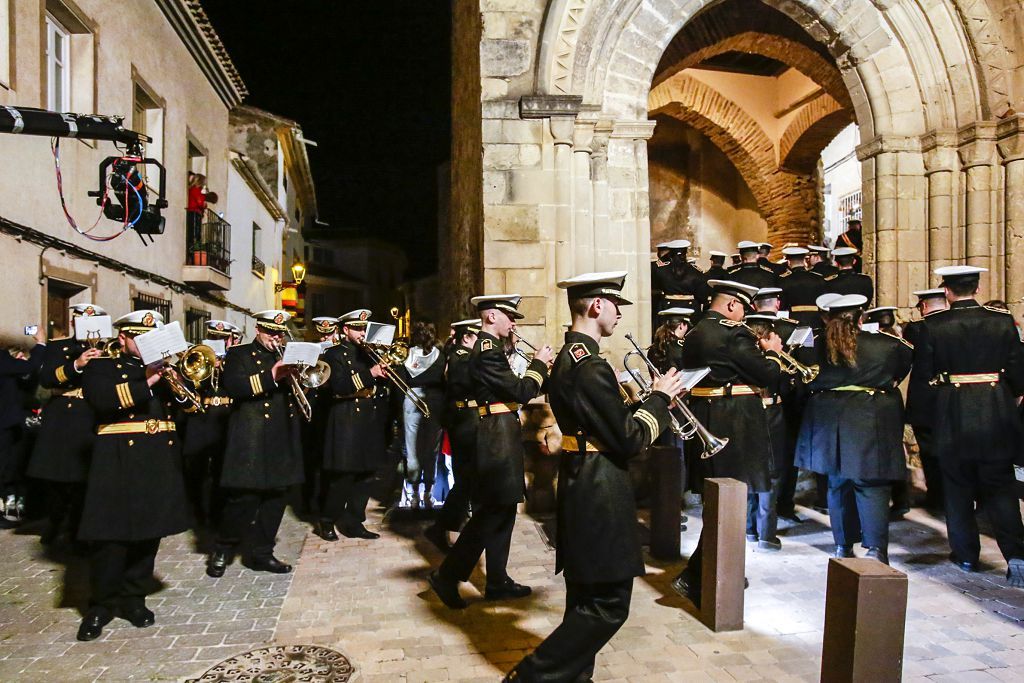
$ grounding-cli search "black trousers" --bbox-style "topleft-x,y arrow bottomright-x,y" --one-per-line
47,481 -> 85,536
912,425 -> 944,510
775,466 -> 799,515
746,476 -> 781,541
511,579 -> 633,682
439,503 -> 516,584
215,488 -> 287,560
320,471 -> 373,529
827,477 -> 891,549
942,458 -> 1024,563
436,448 -> 471,532
88,538 -> 160,615
183,444 -> 224,526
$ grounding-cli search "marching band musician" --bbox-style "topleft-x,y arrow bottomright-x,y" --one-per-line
758,242 -> 787,275
429,295 -> 553,609
504,272 -> 684,682
728,241 -> 778,289
823,247 -> 873,302
76,310 -> 190,641
647,307 -> 693,373
778,246 -> 826,330
207,310 -> 304,578
808,245 -> 837,277
319,309 -> 387,541
28,303 -> 104,546
651,240 -> 709,314
181,320 -> 240,527
912,266 -> 1024,584
704,251 -> 730,281
302,317 -> 340,520
794,294 -> 913,564
672,280 -> 785,605
425,318 -> 481,551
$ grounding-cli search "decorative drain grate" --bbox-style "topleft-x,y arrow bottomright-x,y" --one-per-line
187,645 -> 354,682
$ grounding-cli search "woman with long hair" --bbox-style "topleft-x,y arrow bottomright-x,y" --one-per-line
647,308 -> 692,374
397,320 -> 446,508
795,294 -> 913,564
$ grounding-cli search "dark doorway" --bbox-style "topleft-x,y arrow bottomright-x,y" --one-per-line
45,278 -> 87,339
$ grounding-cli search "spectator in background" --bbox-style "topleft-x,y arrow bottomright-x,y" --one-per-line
0,328 -> 46,526
396,321 -> 446,508
186,173 -> 207,254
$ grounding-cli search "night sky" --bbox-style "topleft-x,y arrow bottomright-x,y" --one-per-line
203,1 -> 452,279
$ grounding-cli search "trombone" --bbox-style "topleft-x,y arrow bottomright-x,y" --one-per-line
623,333 -> 728,459
161,344 -> 217,413
361,341 -> 431,418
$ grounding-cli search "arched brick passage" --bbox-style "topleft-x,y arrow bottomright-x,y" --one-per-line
780,95 -> 853,173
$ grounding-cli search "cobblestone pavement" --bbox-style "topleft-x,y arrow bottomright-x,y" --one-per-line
3,501 -> 1024,681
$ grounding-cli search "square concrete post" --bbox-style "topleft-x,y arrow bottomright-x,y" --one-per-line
821,558 -> 908,683
700,477 -> 746,632
648,444 -> 681,560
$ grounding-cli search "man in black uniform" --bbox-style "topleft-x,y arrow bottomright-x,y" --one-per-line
808,245 -> 837,277
301,316 -> 339,519
704,250 -> 730,281
823,247 -> 873,302
28,303 -> 104,544
729,240 -> 778,290
181,319 -> 240,527
913,266 -> 1024,584
778,246 -> 826,330
429,295 -> 554,608
758,242 -> 787,275
836,218 -> 864,272
672,280 -> 785,605
651,240 -> 709,313
77,310 -> 190,641
207,309 -> 304,578
426,318 -> 481,551
902,288 -> 948,511
504,272 -> 684,682
319,309 -> 387,540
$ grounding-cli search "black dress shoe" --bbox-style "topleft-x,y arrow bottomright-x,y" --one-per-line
424,524 -> 451,552
122,605 -> 155,628
949,553 -> 979,573
1006,558 -> 1024,587
247,556 -> 293,574
76,612 -> 112,641
315,521 -> 339,542
485,578 -> 532,600
429,570 -> 467,609
206,550 -> 231,578
865,546 -> 889,565
341,524 -> 380,540
833,544 -> 855,558
671,572 -> 701,608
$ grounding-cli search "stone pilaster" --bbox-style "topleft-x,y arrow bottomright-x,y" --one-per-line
998,115 -> 1024,317
920,131 -> 958,270
572,117 -> 597,273
958,122 -> 999,300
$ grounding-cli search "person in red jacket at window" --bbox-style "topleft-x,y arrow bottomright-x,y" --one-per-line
187,173 -> 207,253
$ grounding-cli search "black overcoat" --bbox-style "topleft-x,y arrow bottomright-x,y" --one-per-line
551,332 -> 672,584
779,267 -> 826,329
322,340 -> 385,472
727,263 -> 779,290
78,355 -> 190,541
823,270 -> 874,303
220,342 -> 304,489
27,338 -> 95,483
795,331 -> 913,480
182,367 -> 231,458
470,331 -> 548,505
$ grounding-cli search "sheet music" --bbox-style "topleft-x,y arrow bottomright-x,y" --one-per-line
319,341 -> 334,353
365,322 -> 396,346
862,322 -> 880,334
281,342 -> 321,367
75,315 -> 113,341
202,339 -> 226,357
679,367 -> 711,391
135,321 -> 189,365
786,327 -> 815,348
778,310 -> 790,319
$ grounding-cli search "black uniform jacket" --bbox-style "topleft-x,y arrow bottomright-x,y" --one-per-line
760,256 -> 789,276
551,332 -> 673,583
779,267 -> 826,329
182,366 -> 231,458
704,265 -> 730,281
470,331 -> 549,505
79,355 -> 190,541
221,342 -> 304,489
912,300 -> 1024,464
823,269 -> 874,303
28,339 -> 95,482
812,261 -> 839,277
0,343 -> 44,430
653,262 -> 710,312
322,340 -> 385,472
649,339 -> 685,374
795,331 -> 913,480
727,263 -> 778,290
682,311 -> 785,493
902,318 -> 934,428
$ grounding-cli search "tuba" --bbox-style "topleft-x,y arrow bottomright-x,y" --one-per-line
272,336 -> 331,423
623,334 -> 728,459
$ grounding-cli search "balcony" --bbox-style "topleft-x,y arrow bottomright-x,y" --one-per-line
182,209 -> 232,290
251,255 -> 266,278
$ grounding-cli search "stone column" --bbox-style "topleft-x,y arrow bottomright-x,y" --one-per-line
958,123 -> 998,300
572,118 -> 597,273
550,115 -> 576,291
921,132 -> 958,271
998,116 -> 1024,318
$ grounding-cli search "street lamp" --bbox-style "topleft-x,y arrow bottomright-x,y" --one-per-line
275,260 -> 306,292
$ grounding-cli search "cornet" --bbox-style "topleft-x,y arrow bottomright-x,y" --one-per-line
510,330 -> 538,364
623,334 -> 728,459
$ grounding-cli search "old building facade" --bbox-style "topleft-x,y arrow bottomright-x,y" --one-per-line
449,0 -> 1024,348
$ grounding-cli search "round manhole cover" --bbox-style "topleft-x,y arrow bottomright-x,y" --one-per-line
186,644 -> 354,682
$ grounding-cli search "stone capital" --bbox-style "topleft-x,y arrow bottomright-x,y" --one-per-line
855,135 -> 920,162
549,115 -> 576,145
572,120 -> 596,152
609,119 -> 657,141
920,131 -> 958,175
957,121 -> 998,169
519,95 -> 583,120
997,115 -> 1024,164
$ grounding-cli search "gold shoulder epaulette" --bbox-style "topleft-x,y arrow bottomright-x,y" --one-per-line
808,270 -> 824,278
881,330 -> 914,348
719,319 -> 741,327
727,265 -> 741,273
760,266 -> 775,273
824,274 -> 838,281
781,317 -> 799,324
455,348 -> 470,356
984,305 -> 1012,315
779,271 -> 791,278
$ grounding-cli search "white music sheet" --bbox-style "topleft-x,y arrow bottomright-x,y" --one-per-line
281,342 -> 321,367
75,315 -> 113,341
135,321 -> 189,365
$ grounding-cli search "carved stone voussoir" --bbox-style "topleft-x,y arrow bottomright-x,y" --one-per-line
520,95 -> 584,119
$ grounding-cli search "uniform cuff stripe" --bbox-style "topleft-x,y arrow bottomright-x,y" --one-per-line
116,382 -> 133,409
524,370 -> 544,386
353,373 -> 364,391
250,374 -> 263,395
55,366 -> 67,384
635,409 -> 659,442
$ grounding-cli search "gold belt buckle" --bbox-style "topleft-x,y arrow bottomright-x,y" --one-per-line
211,397 -> 222,407
145,419 -> 159,435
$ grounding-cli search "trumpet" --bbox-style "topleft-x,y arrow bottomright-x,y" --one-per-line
776,348 -> 819,383
510,330 -> 538,364
161,344 -> 217,413
360,341 -> 431,418
623,334 -> 728,459
272,338 -> 331,422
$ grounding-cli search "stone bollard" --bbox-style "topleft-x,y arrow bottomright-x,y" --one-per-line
821,558 -> 908,683
648,444 -> 682,560
700,477 -> 747,632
